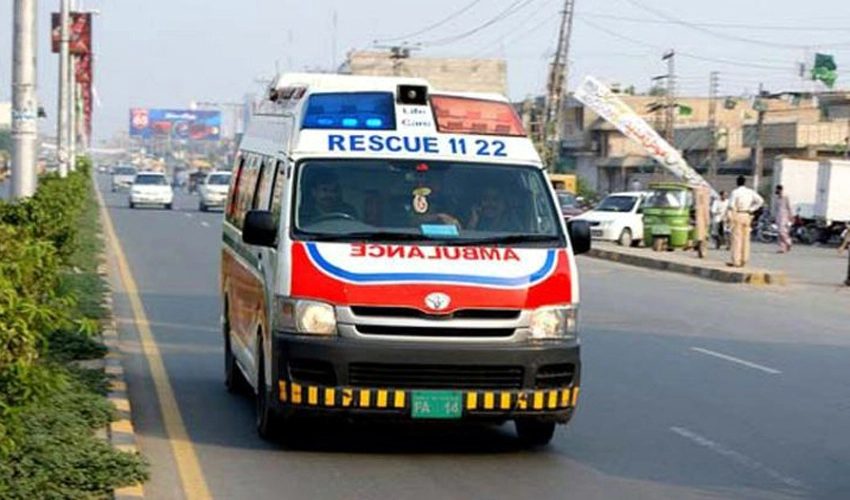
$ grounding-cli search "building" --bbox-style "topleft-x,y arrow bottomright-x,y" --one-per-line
558,90 -> 846,195
342,51 -> 508,95
0,102 -> 11,129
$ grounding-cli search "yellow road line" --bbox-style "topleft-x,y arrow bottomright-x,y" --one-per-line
95,186 -> 213,500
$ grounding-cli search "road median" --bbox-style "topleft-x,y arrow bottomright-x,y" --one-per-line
585,243 -> 788,285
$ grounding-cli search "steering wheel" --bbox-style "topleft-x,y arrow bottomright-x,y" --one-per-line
314,212 -> 356,222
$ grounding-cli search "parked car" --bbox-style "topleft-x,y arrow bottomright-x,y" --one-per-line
572,191 -> 649,246
111,165 -> 138,192
129,172 -> 174,210
556,190 -> 585,221
198,171 -> 231,212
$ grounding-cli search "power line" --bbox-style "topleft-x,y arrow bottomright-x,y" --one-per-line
470,2 -> 560,57
418,0 -> 538,47
623,0 -> 850,50
374,0 -> 484,44
578,18 -> 796,71
581,11 -> 850,33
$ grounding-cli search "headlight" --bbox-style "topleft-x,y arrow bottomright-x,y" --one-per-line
599,220 -> 613,227
529,306 -> 578,340
274,298 -> 337,336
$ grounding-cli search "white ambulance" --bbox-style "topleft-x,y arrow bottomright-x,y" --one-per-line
221,73 -> 591,447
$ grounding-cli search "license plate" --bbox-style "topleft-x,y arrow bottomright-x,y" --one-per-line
591,229 -> 603,237
411,391 -> 463,419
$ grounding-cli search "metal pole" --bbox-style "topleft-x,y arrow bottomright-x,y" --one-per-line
57,0 -> 71,177
708,71 -> 720,178
754,109 -> 765,192
663,50 -> 676,145
11,0 -> 38,199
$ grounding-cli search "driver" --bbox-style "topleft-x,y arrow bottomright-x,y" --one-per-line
300,170 -> 357,224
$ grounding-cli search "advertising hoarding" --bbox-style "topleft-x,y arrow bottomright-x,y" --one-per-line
129,109 -> 222,141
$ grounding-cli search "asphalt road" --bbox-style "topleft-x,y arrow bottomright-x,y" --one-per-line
98,174 -> 850,500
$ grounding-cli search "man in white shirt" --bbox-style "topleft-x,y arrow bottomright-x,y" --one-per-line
726,175 -> 765,267
710,190 -> 730,250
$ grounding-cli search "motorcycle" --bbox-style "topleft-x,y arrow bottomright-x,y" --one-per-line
790,213 -> 814,245
754,213 -> 778,243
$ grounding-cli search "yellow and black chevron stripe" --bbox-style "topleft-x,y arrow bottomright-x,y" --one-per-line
279,382 -> 580,412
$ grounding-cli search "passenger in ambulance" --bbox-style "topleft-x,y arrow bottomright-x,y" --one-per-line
300,170 -> 358,224
468,184 -> 523,232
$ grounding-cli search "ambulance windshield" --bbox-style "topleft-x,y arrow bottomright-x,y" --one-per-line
293,160 -> 563,246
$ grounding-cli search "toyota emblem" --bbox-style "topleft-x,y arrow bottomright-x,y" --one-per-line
424,292 -> 451,311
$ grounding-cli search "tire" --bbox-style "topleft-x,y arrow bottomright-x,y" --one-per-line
199,202 -> 207,212
129,201 -> 135,209
617,228 -> 633,247
756,228 -> 775,244
515,419 -> 557,448
255,337 -> 280,441
165,203 -> 173,210
223,305 -> 249,394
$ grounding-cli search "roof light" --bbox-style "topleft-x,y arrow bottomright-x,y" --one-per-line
430,95 -> 526,137
302,92 -> 396,130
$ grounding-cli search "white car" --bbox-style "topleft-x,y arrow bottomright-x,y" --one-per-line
197,171 -> 231,212
129,172 -> 174,210
572,191 -> 649,246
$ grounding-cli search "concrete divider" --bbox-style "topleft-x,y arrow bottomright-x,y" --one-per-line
585,245 -> 788,285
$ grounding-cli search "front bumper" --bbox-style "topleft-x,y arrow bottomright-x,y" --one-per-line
201,194 -> 227,207
271,334 -> 581,422
590,225 -> 618,240
130,194 -> 172,205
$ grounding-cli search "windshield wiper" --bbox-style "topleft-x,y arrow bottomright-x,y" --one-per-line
300,230 -> 436,243
453,234 -> 561,246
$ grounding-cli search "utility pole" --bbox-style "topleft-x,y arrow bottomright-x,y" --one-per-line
663,50 -> 676,145
753,83 -> 767,192
708,71 -> 720,179
542,0 -> 576,171
373,45 -> 417,76
57,0 -> 71,177
11,0 -> 38,199
68,0 -> 78,170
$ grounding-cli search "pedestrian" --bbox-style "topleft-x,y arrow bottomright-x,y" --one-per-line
710,190 -> 730,250
839,223 -> 850,254
726,175 -> 764,268
773,185 -> 793,253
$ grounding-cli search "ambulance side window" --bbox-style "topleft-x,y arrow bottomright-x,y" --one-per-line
226,155 -> 245,226
270,160 -> 287,226
231,154 -> 261,230
253,157 -> 275,210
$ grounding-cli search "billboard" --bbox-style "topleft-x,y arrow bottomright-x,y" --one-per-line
129,109 -> 222,141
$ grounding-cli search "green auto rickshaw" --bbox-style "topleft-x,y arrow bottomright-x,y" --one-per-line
642,182 -> 710,257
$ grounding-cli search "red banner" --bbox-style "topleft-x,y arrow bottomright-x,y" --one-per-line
53,12 -> 94,145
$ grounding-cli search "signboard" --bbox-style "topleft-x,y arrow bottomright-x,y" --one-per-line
129,109 -> 222,141
51,12 -> 92,55
574,76 -> 715,196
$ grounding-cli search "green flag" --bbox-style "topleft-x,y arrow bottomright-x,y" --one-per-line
678,104 -> 693,116
811,53 -> 838,88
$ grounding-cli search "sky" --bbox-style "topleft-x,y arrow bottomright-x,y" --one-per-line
1,0 -> 849,142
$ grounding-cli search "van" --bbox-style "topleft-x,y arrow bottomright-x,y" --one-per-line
221,73 -> 591,446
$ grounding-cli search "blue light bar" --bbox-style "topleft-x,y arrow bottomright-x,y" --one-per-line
302,92 -> 396,131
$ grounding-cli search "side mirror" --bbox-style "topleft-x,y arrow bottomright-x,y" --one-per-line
567,219 -> 591,255
243,210 -> 277,247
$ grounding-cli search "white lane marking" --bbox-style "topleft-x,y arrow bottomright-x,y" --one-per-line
670,426 -> 805,490
690,347 -> 781,375
200,221 -> 210,227
185,213 -> 193,218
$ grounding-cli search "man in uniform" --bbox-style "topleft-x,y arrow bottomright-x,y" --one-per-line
726,176 -> 764,267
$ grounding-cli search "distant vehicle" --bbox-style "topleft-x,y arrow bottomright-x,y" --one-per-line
556,190 -> 584,221
129,172 -> 174,210
198,171 -> 231,212
111,165 -> 137,192
187,170 -> 208,194
572,191 -> 649,246
96,163 -> 108,173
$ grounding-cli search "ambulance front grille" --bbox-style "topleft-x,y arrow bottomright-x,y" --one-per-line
349,363 -> 524,389
350,306 -> 521,321
354,325 -> 515,338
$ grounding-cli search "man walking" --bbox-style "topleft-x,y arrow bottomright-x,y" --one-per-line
711,190 -> 730,250
773,184 -> 793,253
726,176 -> 764,267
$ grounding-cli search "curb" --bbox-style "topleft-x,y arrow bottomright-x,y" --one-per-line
98,263 -> 146,500
586,247 -> 788,286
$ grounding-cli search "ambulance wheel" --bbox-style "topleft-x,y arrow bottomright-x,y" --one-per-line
618,228 -> 633,247
223,304 -> 248,394
515,419 -> 556,448
255,335 -> 286,442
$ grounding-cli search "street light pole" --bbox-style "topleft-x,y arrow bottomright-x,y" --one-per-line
11,0 -> 38,199
57,0 -> 71,178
